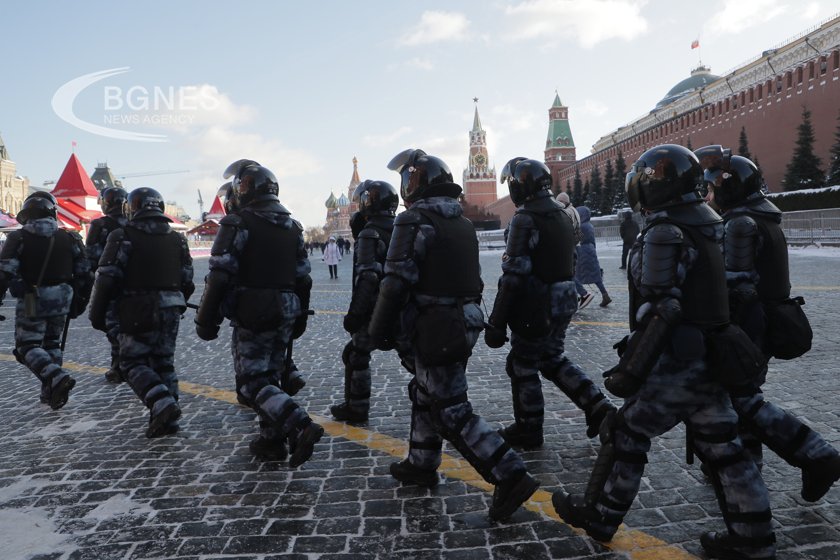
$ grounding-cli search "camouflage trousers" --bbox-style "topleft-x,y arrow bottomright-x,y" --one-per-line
119,307 -> 180,411
508,309 -> 611,432
231,321 -> 312,443
341,326 -> 414,415
731,366 -> 839,469
591,352 -> 775,558
14,303 -> 72,401
407,327 -> 527,485
104,302 -> 121,366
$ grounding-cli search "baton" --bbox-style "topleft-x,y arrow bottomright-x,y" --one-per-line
282,309 -> 314,392
60,313 -> 71,352
685,422 -> 695,465
185,302 -> 199,310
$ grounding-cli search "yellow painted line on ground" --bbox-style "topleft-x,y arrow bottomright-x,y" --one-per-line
0,353 -> 697,559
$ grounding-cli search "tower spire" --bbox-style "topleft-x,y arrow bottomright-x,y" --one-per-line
472,97 -> 483,132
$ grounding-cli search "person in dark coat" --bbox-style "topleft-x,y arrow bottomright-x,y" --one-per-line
575,206 -> 611,307
619,210 -> 639,270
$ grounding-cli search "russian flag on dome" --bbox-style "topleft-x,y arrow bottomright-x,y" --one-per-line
691,39 -> 700,49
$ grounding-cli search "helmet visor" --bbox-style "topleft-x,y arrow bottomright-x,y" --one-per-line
223,159 -> 261,179
387,149 -> 424,173
694,145 -> 729,172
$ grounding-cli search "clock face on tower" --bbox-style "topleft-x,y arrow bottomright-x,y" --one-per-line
473,153 -> 486,166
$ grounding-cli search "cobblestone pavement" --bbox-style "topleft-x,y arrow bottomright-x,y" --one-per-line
1,243 -> 839,560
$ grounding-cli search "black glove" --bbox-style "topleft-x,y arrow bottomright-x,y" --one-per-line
484,324 -> 507,349
603,365 -> 642,399
292,315 -> 307,339
195,322 -> 219,341
371,332 -> 395,351
343,313 -> 364,334
8,279 -> 25,299
612,335 -> 629,357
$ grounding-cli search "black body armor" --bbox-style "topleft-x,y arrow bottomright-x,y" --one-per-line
122,227 -> 182,290
414,209 -> 481,298
519,207 -> 575,282
237,211 -> 298,290
19,230 -> 74,285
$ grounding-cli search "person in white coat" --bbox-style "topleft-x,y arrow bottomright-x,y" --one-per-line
323,236 -> 342,279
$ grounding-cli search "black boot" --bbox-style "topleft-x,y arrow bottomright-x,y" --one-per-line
330,402 -> 369,423
146,400 -> 181,438
289,422 -> 324,468
249,435 -> 288,461
801,456 -> 840,502
700,531 -> 776,560
389,459 -> 439,487
489,472 -> 539,521
49,375 -> 76,410
497,423 -> 543,449
551,491 -> 617,542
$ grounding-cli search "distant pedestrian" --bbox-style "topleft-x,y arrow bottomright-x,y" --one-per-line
575,206 -> 611,307
323,236 -> 341,279
619,210 -> 639,270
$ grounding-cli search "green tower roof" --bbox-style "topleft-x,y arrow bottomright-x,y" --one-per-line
552,92 -> 564,108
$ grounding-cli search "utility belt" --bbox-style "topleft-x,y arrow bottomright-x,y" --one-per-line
670,321 -> 767,389
412,296 -> 475,366
235,286 -> 294,331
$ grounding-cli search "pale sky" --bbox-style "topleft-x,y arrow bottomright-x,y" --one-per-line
2,0 -> 839,228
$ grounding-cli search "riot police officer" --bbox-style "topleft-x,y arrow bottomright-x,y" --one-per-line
86,186 -> 128,383
331,179 -> 414,422
0,193 -> 91,409
553,145 -> 776,560
89,187 -> 194,438
485,158 -> 615,449
194,161 -> 323,468
697,145 -> 840,501
368,148 -> 539,521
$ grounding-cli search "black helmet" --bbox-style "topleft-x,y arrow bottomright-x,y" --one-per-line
124,187 -> 167,220
216,181 -> 236,214
349,211 -> 366,239
352,180 -> 399,217
625,144 -> 704,212
500,157 -> 552,206
695,145 -> 763,211
17,195 -> 57,224
26,191 -> 57,205
223,159 -> 279,207
387,148 -> 459,203
98,186 -> 128,216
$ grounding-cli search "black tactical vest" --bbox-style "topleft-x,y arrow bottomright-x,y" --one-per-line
20,230 -> 74,285
521,209 -> 575,283
751,214 -> 791,301
679,226 -> 729,327
238,211 -> 298,290
122,226 -> 183,290
414,209 -> 481,298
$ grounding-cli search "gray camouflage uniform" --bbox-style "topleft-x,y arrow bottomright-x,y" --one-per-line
372,196 -> 528,483
95,219 -> 194,421
0,217 -> 91,405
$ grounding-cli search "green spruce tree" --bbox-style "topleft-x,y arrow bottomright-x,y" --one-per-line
738,126 -> 753,160
572,167 -> 583,206
565,179 -> 572,196
601,159 -> 616,215
827,110 -> 840,187
686,136 -> 693,151
586,166 -> 602,212
582,179 -> 591,209
612,150 -> 629,210
783,106 -> 825,191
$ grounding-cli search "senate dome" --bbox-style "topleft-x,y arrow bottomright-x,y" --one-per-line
655,65 -> 721,108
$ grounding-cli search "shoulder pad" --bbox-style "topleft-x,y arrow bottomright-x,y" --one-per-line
0,230 -> 23,259
66,230 -> 84,243
509,212 -> 535,227
725,214 -> 758,237
106,228 -> 126,244
358,227 -> 380,240
291,218 -> 303,232
219,214 -> 243,227
394,210 -> 422,226
644,223 -> 683,245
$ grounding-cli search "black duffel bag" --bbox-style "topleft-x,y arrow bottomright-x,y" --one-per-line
235,288 -> 284,331
705,323 -> 767,389
763,296 -> 812,360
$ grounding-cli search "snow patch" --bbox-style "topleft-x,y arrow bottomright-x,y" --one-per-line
83,493 -> 153,521
0,509 -> 69,559
788,245 -> 840,257
35,419 -> 101,438
0,478 -> 52,504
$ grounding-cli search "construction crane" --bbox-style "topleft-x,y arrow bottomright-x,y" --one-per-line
118,169 -> 190,180
197,189 -> 204,219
